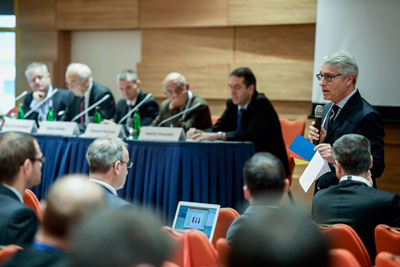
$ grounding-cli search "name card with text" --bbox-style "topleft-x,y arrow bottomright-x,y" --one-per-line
37,121 -> 80,136
1,119 -> 37,134
83,123 -> 126,138
139,127 -> 186,141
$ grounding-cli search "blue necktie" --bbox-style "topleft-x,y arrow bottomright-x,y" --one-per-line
237,108 -> 244,132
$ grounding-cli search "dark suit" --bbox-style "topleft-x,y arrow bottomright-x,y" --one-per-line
2,245 -> 67,267
207,90 -> 290,176
316,90 -> 385,190
0,185 -> 38,246
22,87 -> 72,122
113,90 -> 159,126
151,92 -> 212,131
312,179 -> 400,261
94,183 -> 133,209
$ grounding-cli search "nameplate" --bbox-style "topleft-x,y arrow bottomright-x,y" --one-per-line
37,121 -> 80,136
139,126 -> 186,141
83,123 -> 126,138
1,119 -> 37,134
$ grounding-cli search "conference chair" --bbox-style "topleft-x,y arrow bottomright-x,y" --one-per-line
375,252 -> 400,267
375,224 -> 400,256
318,223 -> 372,267
329,248 -> 361,267
23,189 -> 42,222
212,207 -> 239,248
211,115 -> 220,126
0,244 -> 22,265
216,238 -> 231,266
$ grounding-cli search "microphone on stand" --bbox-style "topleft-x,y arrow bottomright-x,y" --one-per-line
15,91 -> 28,102
24,89 -> 59,118
117,93 -> 153,124
157,102 -> 202,127
313,105 -> 324,145
71,94 -> 111,122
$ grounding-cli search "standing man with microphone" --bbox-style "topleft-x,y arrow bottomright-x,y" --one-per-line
308,51 -> 385,191
150,72 -> 212,131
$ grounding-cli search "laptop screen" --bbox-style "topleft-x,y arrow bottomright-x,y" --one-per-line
171,201 -> 220,242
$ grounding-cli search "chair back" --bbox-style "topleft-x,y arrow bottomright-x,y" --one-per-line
211,115 -> 220,126
212,207 -> 239,247
216,238 -> 231,266
0,244 -> 22,265
329,248 -> 361,267
319,223 -> 372,267
375,252 -> 400,267
23,189 -> 42,222
375,224 -> 400,255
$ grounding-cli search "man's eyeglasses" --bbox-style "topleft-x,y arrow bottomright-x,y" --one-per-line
121,161 -> 133,169
316,73 -> 342,82
30,156 -> 46,164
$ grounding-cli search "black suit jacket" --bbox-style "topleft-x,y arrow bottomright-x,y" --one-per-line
317,90 -> 385,190
0,185 -> 38,246
208,90 -> 290,176
98,184 -> 134,209
312,179 -> 400,260
113,90 -> 159,126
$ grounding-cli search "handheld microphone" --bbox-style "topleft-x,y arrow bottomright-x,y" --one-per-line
24,89 -> 59,118
71,94 -> 111,122
313,105 -> 324,145
157,102 -> 202,127
117,93 -> 153,124
15,91 -> 28,101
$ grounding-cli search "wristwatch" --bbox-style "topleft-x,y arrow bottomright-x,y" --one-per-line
217,131 -> 223,140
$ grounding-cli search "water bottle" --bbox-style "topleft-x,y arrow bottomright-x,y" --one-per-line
46,106 -> 54,121
132,109 -> 141,139
94,106 -> 101,124
17,104 -> 24,120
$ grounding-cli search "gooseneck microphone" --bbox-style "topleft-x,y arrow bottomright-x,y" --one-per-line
313,104 -> 324,145
71,94 -> 110,122
117,93 -> 153,124
24,89 -> 59,118
157,102 -> 202,127
15,91 -> 28,101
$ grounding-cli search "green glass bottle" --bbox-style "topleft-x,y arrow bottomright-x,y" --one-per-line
94,106 -> 101,124
17,104 -> 24,120
46,106 -> 54,121
132,109 -> 141,139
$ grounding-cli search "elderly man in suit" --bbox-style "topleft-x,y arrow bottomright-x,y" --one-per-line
309,51 -> 385,191
86,137 -> 133,208
0,132 -> 43,246
312,134 -> 400,261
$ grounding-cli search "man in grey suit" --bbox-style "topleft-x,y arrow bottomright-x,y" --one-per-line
0,132 -> 43,246
86,137 -> 134,208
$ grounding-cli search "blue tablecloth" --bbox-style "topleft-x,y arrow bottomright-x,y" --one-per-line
32,135 -> 255,224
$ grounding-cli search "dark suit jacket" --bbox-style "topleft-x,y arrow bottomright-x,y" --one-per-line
208,90 -> 290,176
2,245 -> 67,267
113,90 -> 159,126
99,184 -> 134,209
317,90 -> 385,189
312,179 -> 400,261
22,87 -> 72,122
0,185 -> 38,246
151,92 -> 212,131
63,81 -> 116,122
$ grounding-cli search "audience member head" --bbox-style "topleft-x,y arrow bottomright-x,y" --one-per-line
38,174 -> 105,249
86,137 -> 130,190
333,134 -> 372,181
24,62 -> 51,94
65,63 -> 93,96
163,72 -> 188,101
243,152 -> 289,204
322,50 -> 358,85
229,206 -> 329,267
229,67 -> 256,107
117,69 -> 141,101
69,208 -> 172,267
0,132 -> 43,193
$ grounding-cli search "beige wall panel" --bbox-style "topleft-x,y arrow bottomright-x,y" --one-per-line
229,0 -> 317,26
235,25 -> 315,63
142,28 -> 234,64
17,0 -> 56,30
140,0 -> 228,28
137,63 -> 230,100
230,62 -> 313,101
19,31 -> 58,62
57,0 -> 139,30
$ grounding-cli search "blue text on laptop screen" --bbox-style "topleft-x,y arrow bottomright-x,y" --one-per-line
174,205 -> 218,238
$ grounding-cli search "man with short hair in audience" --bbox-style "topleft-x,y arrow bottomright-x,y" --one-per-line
150,72 -> 212,131
63,62 -> 115,124
86,136 -> 134,208
312,134 -> 400,261
3,175 -> 105,267
226,152 -> 289,243
187,67 -> 290,176
69,208 -> 172,267
0,132 -> 43,246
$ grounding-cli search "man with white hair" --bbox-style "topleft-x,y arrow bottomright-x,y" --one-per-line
64,63 -> 115,124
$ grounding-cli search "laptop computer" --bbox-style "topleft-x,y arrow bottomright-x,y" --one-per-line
171,201 -> 220,242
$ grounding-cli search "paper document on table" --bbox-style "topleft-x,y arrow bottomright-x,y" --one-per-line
299,151 -> 331,193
